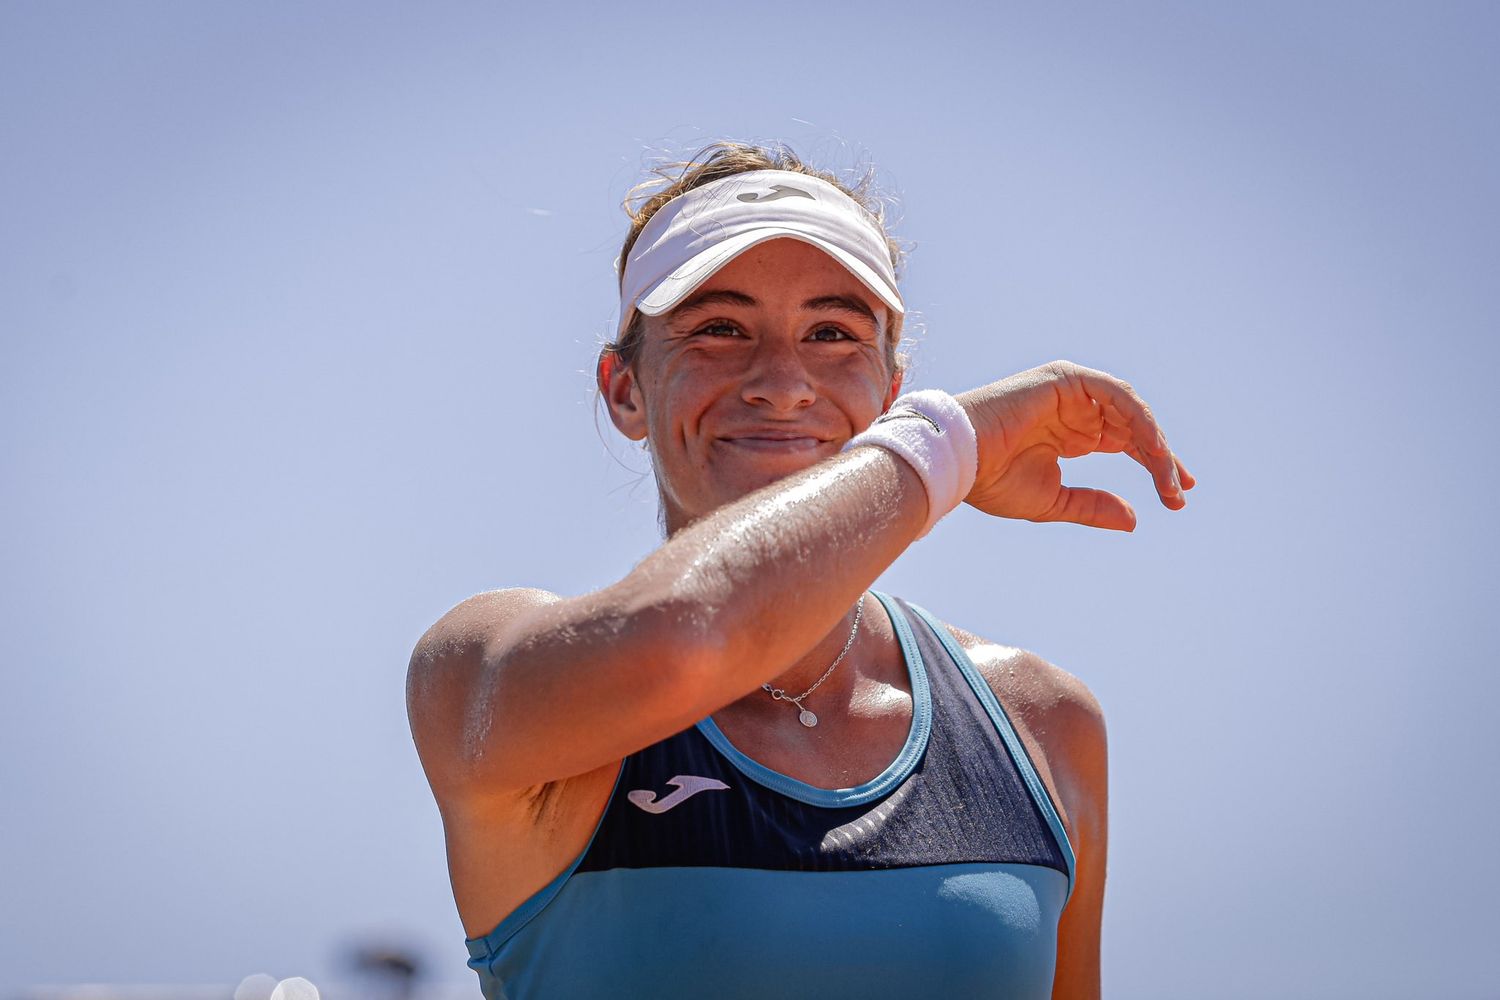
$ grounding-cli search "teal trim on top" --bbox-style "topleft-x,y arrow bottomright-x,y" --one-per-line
904,602 -> 1077,907
694,590 -> 933,808
464,758 -> 627,962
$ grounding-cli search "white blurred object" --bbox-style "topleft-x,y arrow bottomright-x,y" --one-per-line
269,978 -> 321,1000
233,974 -> 279,1000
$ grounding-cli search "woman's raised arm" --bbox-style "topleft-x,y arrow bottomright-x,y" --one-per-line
407,442 -> 928,798
406,360 -> 1191,799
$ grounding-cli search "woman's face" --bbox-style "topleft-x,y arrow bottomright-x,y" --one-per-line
604,237 -> 903,532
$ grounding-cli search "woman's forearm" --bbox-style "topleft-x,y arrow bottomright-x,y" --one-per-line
463,444 -> 927,789
619,443 -> 927,694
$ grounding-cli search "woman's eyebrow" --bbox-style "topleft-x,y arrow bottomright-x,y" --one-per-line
802,295 -> 877,323
671,289 -> 877,324
673,289 -> 758,315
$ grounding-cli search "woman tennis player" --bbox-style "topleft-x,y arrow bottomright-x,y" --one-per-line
407,142 -> 1194,999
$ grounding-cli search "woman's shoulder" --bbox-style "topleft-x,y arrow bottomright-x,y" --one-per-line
935,620 -> 1107,845
406,587 -> 567,798
943,624 -> 1106,741
411,587 -> 562,664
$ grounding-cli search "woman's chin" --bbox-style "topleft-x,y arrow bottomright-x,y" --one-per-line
724,445 -> 831,481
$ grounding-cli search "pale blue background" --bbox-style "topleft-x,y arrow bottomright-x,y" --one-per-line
4,2 -> 1497,997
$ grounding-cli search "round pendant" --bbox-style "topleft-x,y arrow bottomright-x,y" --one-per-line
798,709 -> 818,727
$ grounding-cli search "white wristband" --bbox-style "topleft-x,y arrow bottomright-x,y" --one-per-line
842,389 -> 979,537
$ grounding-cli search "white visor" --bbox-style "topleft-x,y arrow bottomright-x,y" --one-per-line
616,169 -> 904,339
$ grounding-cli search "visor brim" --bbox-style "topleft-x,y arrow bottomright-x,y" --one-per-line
629,229 -> 904,332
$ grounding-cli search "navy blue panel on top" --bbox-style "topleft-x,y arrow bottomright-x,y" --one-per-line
576,592 -> 1069,878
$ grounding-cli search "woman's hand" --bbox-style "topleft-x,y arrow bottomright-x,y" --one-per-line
956,360 -> 1195,532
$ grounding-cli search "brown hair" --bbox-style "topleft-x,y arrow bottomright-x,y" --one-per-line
602,141 -> 908,376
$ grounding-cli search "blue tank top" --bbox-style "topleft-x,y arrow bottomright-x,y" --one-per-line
464,593 -> 1076,999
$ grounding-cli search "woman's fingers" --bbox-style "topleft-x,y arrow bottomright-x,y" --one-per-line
1123,443 -> 1192,509
1176,454 -> 1197,490
1038,486 -> 1138,532
1062,362 -> 1185,508
1096,401 -> 1139,454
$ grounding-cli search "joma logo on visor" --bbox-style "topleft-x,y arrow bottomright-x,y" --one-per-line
737,184 -> 814,203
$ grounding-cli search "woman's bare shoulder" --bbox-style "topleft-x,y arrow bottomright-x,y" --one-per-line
406,588 -> 565,800
411,587 -> 562,664
938,621 -> 1107,845
943,623 -> 1105,740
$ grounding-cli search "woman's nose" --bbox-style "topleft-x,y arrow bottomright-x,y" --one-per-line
740,340 -> 815,411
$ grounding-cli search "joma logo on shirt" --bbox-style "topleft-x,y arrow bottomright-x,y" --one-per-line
627,775 -> 730,814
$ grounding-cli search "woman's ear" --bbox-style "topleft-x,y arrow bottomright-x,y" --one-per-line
598,350 -> 648,441
883,365 -> 905,411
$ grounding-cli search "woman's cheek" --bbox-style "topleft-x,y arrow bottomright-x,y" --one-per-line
826,362 -> 889,406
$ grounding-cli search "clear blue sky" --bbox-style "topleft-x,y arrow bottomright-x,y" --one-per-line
4,2 -> 1497,997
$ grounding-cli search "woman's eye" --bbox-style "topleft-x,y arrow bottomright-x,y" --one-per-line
808,326 -> 852,342
697,321 -> 743,337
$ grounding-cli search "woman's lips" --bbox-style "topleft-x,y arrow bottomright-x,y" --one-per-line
717,435 -> 828,452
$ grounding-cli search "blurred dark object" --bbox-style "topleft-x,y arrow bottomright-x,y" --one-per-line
342,942 -> 423,1000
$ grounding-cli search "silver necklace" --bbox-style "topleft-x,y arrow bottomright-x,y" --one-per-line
762,593 -> 865,728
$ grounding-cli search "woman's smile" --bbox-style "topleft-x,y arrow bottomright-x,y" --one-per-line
716,431 -> 831,453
